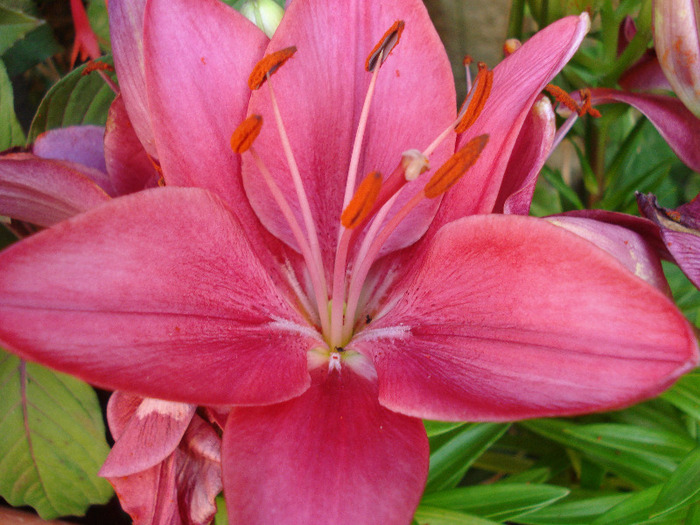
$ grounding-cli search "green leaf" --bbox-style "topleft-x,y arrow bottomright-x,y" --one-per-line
651,447 -> 700,518
540,166 -> 585,210
214,494 -> 228,525
426,423 -> 509,493
0,349 -> 113,519
592,484 -> 687,525
0,5 -> 42,55
414,506 -> 501,525
1,22 -> 62,77
420,483 -> 569,522
424,420 -> 467,437
521,492 -> 631,525
662,370 -> 700,421
28,56 -> 117,142
0,59 -> 24,149
87,0 -> 110,52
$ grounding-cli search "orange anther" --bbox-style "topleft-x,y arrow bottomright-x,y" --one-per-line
341,171 -> 383,228
424,135 -> 489,198
81,61 -> 114,76
463,55 -> 473,66
365,20 -> 405,72
544,84 -> 580,113
248,46 -> 297,90
578,88 -> 601,118
455,66 -> 493,133
231,114 -> 263,153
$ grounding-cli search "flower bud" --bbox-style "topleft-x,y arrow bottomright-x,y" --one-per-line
239,0 -> 284,38
654,0 -> 700,117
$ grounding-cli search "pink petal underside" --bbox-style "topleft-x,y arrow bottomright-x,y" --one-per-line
495,95 -> 555,215
101,392 -> 196,477
143,0 -> 268,226
108,0 -> 156,157
104,95 -> 159,196
223,367 -> 428,525
107,454 -> 181,525
0,153 -> 110,227
33,126 -> 107,174
176,416 -> 223,525
546,215 -> 670,293
0,187 -> 314,406
431,14 -> 589,229
243,0 -> 456,270
587,88 -> 700,171
353,214 -> 698,421
617,16 -> 671,91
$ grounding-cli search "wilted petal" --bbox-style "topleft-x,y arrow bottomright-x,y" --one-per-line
33,126 -> 107,174
0,154 -> 110,227
108,0 -> 156,157
243,0 -> 455,266
654,0 -> 700,116
495,95 -> 556,215
638,192 -> 700,289
433,14 -> 589,226
355,214 -> 697,421
143,0 -> 267,220
0,188 -> 313,405
104,95 -> 159,196
101,393 -> 196,477
223,368 -> 428,525
587,88 -> 700,171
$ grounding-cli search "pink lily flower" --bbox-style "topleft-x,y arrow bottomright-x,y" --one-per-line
0,0 -> 697,523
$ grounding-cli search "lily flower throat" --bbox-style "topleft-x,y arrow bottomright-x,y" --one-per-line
231,20 -> 491,358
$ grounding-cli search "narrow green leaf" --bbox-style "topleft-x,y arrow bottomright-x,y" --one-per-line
421,483 -> 569,522
214,494 -> 228,525
424,420 -> 467,437
0,59 -> 24,149
426,423 -> 509,493
0,348 -> 113,519
540,166 -> 585,210
504,467 -> 551,484
414,506 -> 501,525
521,493 -> 631,525
592,484 -> 687,525
662,370 -> 700,421
28,56 -> 117,142
651,447 -> 700,518
0,5 -> 42,55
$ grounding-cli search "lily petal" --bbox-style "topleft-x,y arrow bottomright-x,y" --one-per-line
143,0 -> 267,218
108,0 -> 156,156
101,393 -> 196,477
434,13 -> 589,225
243,0 -> 455,266
223,368 -> 428,525
355,214 -> 698,421
587,88 -> 700,171
104,95 -> 159,196
0,153 -> 110,227
33,126 -> 107,175
496,95 -> 556,215
0,188 -> 313,405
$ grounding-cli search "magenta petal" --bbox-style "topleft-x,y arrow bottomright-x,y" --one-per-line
496,95 -> 555,215
101,393 -> 196,477
546,215 -> 670,293
104,95 -> 158,196
0,154 -> 110,226
243,0 -> 455,265
433,14 -> 589,226
143,0 -> 267,214
108,0 -> 156,157
355,214 -> 698,421
223,368 -> 428,525
0,187 -> 313,405
587,88 -> 700,171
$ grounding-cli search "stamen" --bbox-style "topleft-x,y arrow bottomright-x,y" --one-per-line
455,63 -> 493,133
365,20 -> 405,72
81,61 -> 114,75
423,134 -> 489,198
503,38 -> 522,57
248,46 -> 297,90
463,55 -> 473,92
341,171 -> 383,228
230,114 -> 263,153
578,88 -> 602,118
544,84 -> 580,114
401,149 -> 430,181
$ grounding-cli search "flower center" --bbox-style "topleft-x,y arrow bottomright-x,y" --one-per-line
232,22 -> 491,361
